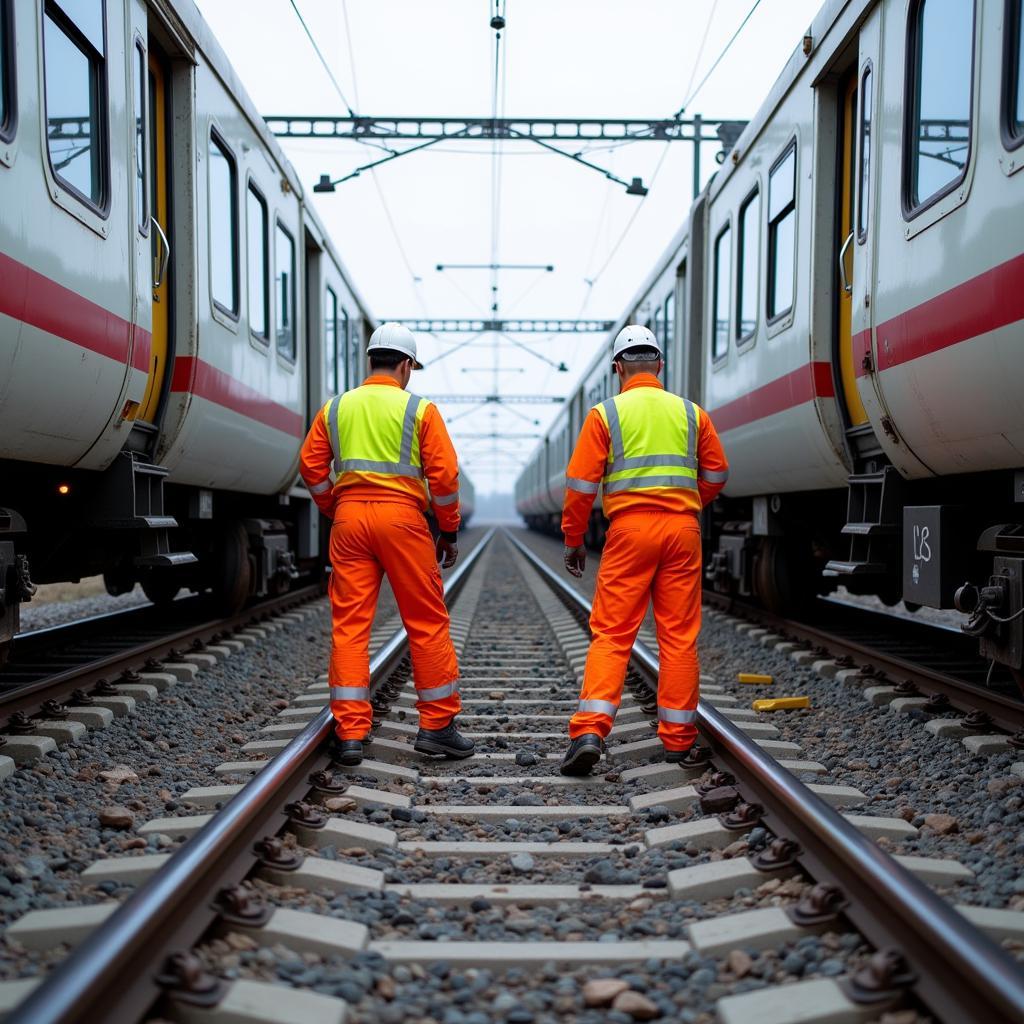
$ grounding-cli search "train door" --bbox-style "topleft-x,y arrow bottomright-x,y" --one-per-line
138,44 -> 171,425
837,71 -> 869,433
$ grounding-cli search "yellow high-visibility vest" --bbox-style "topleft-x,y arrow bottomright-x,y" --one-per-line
323,385 -> 430,498
595,387 -> 700,496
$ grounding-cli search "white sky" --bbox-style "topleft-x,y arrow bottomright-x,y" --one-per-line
196,0 -> 823,494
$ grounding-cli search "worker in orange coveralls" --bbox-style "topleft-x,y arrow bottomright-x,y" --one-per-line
559,324 -> 729,775
299,322 -> 474,767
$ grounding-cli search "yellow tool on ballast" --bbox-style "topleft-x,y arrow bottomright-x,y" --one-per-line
738,672 -> 773,685
752,697 -> 810,712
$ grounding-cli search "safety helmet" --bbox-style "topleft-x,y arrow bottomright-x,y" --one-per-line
612,324 -> 662,363
367,322 -> 424,369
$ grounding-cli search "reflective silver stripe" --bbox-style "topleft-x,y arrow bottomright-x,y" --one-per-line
433,490 -> 459,506
417,680 -> 459,701
577,698 -> 618,717
657,706 -> 697,724
327,395 -> 343,474
682,398 -> 698,462
609,454 -> 697,473
338,459 -> 424,478
307,477 -> 332,495
600,398 -> 624,463
603,475 -> 699,494
400,393 -> 422,465
330,686 -> 370,701
699,467 -> 729,483
566,476 -> 600,494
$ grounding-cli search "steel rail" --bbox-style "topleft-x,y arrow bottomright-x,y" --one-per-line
0,584 -> 325,729
507,531 -> 1024,1024
10,529 -> 495,1024
703,591 -> 1024,733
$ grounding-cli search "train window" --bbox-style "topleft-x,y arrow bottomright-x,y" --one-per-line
133,41 -> 146,230
712,223 -> 732,361
767,143 -> 796,320
275,221 -> 296,361
345,311 -> 357,387
42,1 -> 108,210
325,286 -> 338,393
246,185 -> 268,340
1005,0 -> 1024,146
1,0 -> 15,143
857,67 -> 873,240
736,188 -> 759,342
208,132 -> 238,315
905,0 -> 974,212
663,292 -> 674,383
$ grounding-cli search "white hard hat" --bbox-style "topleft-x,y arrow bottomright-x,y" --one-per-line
367,322 -> 423,369
612,324 -> 661,362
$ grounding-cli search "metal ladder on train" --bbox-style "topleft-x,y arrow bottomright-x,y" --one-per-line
823,466 -> 902,579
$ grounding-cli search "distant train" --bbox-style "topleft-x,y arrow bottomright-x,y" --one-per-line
0,0 -> 471,664
517,0 -> 1024,687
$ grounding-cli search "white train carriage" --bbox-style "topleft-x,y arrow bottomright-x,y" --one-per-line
0,0 -> 373,658
519,0 -> 1024,683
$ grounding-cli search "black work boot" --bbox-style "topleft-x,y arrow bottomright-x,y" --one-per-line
663,748 -> 689,764
330,737 -> 364,767
560,733 -> 603,776
414,719 -> 475,759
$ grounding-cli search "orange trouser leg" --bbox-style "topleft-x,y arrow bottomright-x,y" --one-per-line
370,503 -> 461,731
651,517 -> 702,751
569,515 -> 658,740
328,509 -> 384,740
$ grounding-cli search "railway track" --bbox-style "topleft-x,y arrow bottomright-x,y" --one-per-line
702,591 -> 1024,741
0,585 -> 324,733
3,528 -> 1023,1024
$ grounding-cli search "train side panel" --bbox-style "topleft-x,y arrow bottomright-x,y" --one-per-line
0,0 -> 148,471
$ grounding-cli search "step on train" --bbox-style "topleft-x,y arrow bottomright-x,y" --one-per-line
516,0 -> 1024,688
0,0 -> 473,663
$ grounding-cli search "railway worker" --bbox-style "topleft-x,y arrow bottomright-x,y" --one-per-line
299,323 -> 474,767
559,324 -> 729,775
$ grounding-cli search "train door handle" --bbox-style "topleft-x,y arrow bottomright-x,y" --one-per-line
838,230 -> 854,295
151,216 -> 171,292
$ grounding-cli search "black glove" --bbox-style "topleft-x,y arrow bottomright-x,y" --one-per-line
564,545 -> 587,578
435,531 -> 459,569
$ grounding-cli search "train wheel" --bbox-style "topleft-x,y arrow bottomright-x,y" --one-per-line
208,521 -> 251,615
141,574 -> 181,606
752,538 -> 815,616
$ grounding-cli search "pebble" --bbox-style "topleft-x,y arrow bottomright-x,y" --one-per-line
98,805 -> 135,830
324,797 -> 358,813
98,766 -> 140,786
515,750 -> 538,767
583,979 -> 630,1007
611,991 -> 661,1020
923,812 -> 958,834
509,852 -> 535,873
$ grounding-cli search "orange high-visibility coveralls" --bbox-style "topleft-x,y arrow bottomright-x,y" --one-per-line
562,373 -> 728,751
300,376 -> 462,740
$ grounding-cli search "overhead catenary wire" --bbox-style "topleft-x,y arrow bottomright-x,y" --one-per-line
288,0 -> 356,117
673,0 -> 764,116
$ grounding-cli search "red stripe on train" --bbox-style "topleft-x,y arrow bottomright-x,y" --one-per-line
170,356 -> 305,438
0,251 -> 150,373
855,251 -> 1024,377
710,360 -> 834,433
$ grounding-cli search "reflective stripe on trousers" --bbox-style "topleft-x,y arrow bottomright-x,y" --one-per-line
417,680 -> 459,701
657,706 -> 696,724
577,698 -> 617,718
331,686 -> 369,701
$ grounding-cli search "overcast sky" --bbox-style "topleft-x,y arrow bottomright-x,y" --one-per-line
196,0 -> 823,494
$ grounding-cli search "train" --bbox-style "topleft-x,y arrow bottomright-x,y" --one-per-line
517,0 -> 1024,688
0,0 -> 472,665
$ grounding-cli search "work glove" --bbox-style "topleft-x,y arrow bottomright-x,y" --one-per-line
564,544 -> 587,578
436,532 -> 459,569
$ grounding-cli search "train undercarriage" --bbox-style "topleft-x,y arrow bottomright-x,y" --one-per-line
0,458 -> 323,667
